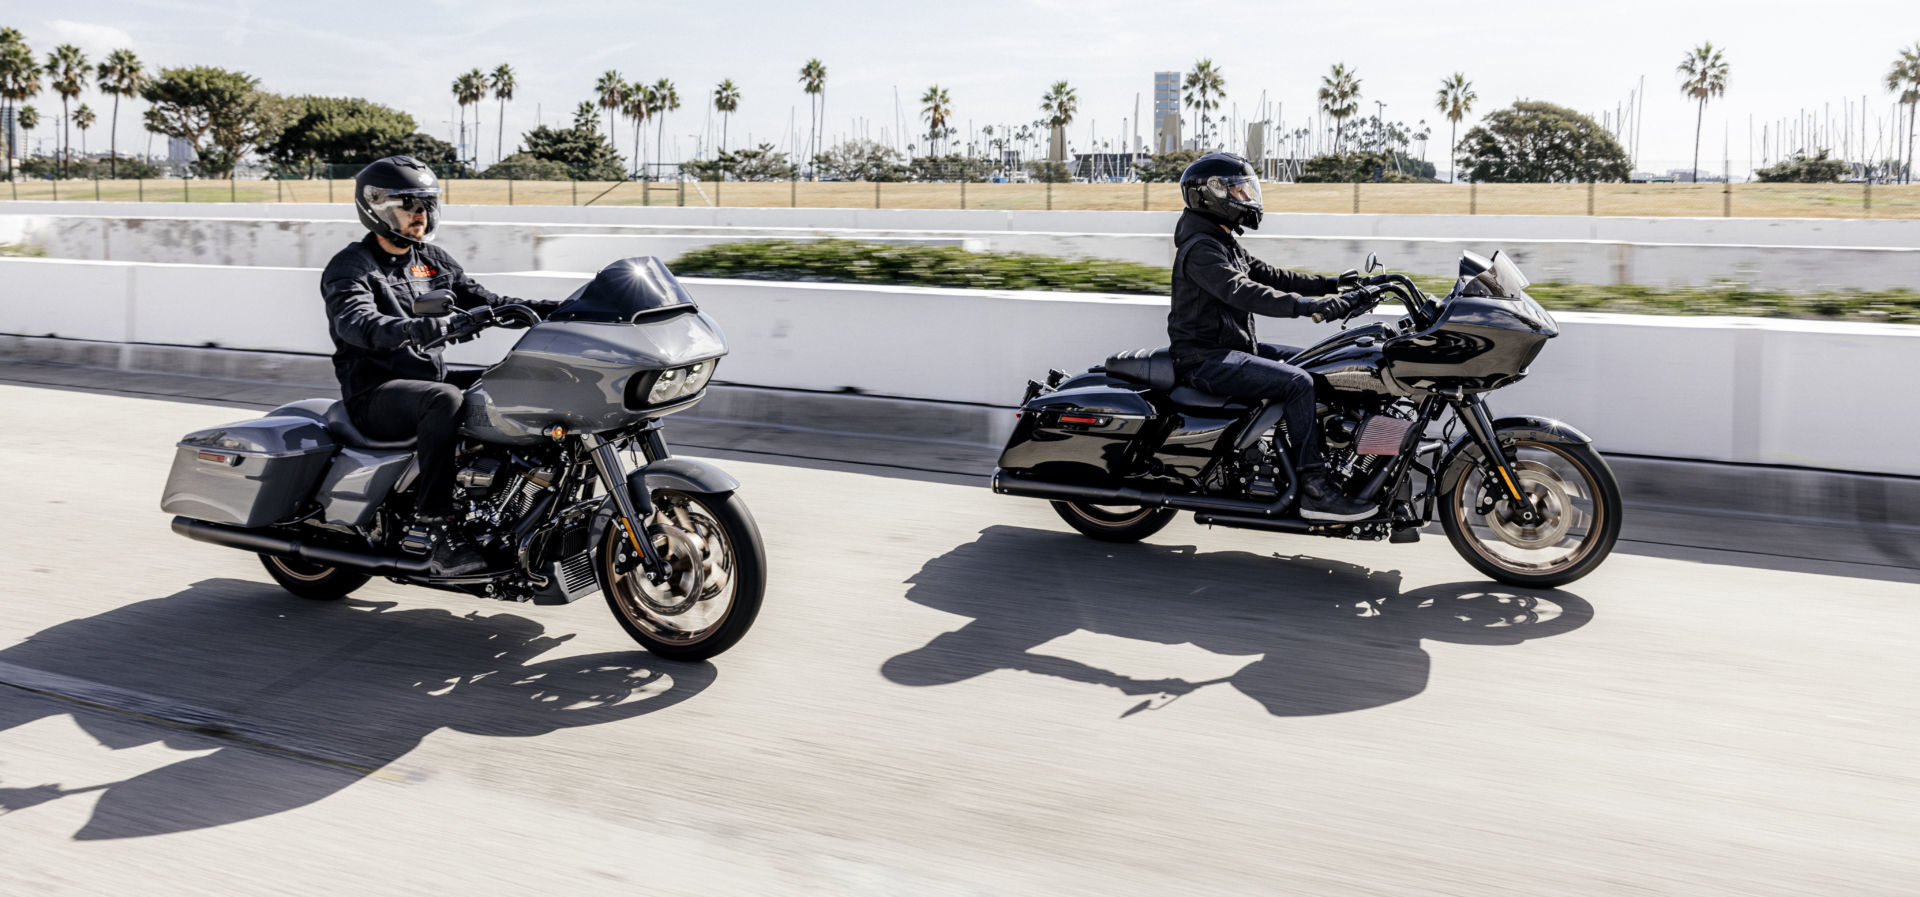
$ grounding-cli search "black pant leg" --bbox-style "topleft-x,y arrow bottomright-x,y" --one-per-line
348,379 -> 466,517
1188,350 -> 1323,469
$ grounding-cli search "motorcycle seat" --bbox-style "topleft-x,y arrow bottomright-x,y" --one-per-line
324,401 -> 417,451
1166,387 -> 1252,412
1103,347 -> 1177,391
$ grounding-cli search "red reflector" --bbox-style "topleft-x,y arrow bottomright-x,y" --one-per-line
1059,415 -> 1103,425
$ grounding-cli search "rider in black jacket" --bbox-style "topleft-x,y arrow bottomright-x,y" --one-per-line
321,156 -> 554,573
1170,153 -> 1377,522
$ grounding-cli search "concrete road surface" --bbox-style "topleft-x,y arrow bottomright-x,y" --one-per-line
1,382 -> 1915,896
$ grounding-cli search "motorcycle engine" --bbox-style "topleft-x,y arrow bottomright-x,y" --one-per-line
456,455 -> 557,529
1321,402 -> 1418,488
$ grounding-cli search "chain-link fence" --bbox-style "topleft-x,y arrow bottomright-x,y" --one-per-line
6,166 -> 1920,218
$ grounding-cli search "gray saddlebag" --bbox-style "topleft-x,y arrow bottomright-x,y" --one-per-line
161,416 -> 336,528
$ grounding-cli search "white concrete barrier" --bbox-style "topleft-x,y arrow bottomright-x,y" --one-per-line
4,255 -> 1917,476
12,210 -> 1920,290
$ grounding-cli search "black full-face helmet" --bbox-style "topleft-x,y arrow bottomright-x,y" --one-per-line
354,155 -> 441,247
1179,152 -> 1264,231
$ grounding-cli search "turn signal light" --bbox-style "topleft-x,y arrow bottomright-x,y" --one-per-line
545,425 -> 567,440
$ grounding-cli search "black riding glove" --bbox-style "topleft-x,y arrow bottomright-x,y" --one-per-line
1309,286 -> 1380,323
444,311 -> 491,345
405,317 -> 447,347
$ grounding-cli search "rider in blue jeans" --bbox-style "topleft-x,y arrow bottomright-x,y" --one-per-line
1168,152 -> 1379,522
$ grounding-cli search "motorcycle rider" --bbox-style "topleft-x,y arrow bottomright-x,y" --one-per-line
1169,152 -> 1379,522
322,155 -> 555,574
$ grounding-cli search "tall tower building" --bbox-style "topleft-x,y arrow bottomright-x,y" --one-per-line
1153,71 -> 1182,154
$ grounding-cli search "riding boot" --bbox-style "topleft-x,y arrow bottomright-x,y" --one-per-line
1297,465 -> 1379,523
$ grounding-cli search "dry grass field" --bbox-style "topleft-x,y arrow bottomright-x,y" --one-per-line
6,177 -> 1919,218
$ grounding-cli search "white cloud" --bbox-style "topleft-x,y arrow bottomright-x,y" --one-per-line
45,20 -> 137,56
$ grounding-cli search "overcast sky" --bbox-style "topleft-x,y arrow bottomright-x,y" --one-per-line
11,0 -> 1918,177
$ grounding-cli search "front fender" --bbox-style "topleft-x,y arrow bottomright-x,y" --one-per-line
1440,415 -> 1594,483
625,457 -> 741,496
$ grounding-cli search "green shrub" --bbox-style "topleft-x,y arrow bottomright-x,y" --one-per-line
1755,149 -> 1848,183
0,241 -> 47,257
670,239 -> 1170,295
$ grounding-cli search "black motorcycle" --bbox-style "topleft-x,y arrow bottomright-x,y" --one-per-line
162,257 -> 765,659
994,250 -> 1622,588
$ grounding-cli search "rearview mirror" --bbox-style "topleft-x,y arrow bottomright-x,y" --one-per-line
1364,252 -> 1382,273
411,289 -> 455,317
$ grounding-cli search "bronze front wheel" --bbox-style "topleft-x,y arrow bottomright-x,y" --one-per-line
601,490 -> 765,660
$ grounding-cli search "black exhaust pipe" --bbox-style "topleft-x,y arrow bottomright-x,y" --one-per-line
1190,513 -> 1339,535
172,517 -> 433,576
991,469 -> 1298,518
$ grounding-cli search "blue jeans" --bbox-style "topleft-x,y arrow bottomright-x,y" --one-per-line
1183,343 -> 1321,468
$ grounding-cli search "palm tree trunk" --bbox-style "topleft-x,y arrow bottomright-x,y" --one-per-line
1692,98 -> 1705,183
458,105 -> 467,173
722,113 -> 728,155
62,97 -> 71,178
496,99 -> 505,169
1448,120 -> 1457,183
807,96 -> 817,180
1907,101 -> 1916,184
110,95 -> 120,178
632,118 -> 641,179
657,117 -> 666,179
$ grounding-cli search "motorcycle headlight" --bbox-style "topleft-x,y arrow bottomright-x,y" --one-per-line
646,360 -> 717,404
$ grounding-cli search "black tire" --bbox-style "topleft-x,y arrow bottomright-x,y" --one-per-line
602,490 -> 765,661
1050,501 -> 1179,543
257,553 -> 370,601
1440,439 -> 1623,589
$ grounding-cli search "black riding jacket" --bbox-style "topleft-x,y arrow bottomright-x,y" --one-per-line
321,235 -> 518,404
1168,210 -> 1339,371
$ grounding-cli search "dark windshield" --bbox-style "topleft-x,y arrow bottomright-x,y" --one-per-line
548,256 -> 697,324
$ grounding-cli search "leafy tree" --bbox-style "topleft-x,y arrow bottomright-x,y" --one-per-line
713,79 -> 740,153
141,66 -> 286,177
1297,151 -> 1425,183
799,59 -> 826,175
919,84 -> 952,155
1136,149 -> 1200,182
811,139 -> 907,181
1183,59 -> 1225,148
682,143 -> 796,181
1455,100 -> 1630,183
1026,159 -> 1071,183
96,48 -> 145,177
908,153 -> 995,182
1435,72 -> 1475,183
491,64 -> 515,168
266,96 -> 430,169
0,29 -> 40,180
518,102 -> 625,180
1676,42 -> 1729,183
45,43 -> 86,176
1886,43 -> 1920,184
1754,149 -> 1848,183
482,152 -> 571,180
1318,63 -> 1360,151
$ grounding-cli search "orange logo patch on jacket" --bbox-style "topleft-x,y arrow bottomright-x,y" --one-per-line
409,264 -> 438,278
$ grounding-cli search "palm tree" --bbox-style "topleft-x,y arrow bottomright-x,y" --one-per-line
1318,63 -> 1361,152
1183,59 -> 1225,148
1677,42 -> 1729,184
920,85 -> 952,156
1015,124 -> 1033,162
1434,72 -> 1475,183
651,78 -> 679,174
0,29 -> 41,182
799,58 -> 825,173
452,70 -> 486,170
1039,80 -> 1077,159
45,43 -> 86,177
713,79 -> 740,154
595,70 -> 627,148
74,103 -> 93,162
1886,43 -> 1920,184
625,82 -> 652,178
18,104 -> 37,161
490,63 -> 515,167
95,48 -> 144,178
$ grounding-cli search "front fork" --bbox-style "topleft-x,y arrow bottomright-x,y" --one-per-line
1450,394 -> 1544,527
582,430 -> 669,583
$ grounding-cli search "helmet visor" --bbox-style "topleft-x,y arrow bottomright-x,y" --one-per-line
1209,175 -> 1262,208
363,185 -> 440,243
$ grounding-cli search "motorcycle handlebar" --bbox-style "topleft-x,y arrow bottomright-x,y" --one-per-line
419,303 -> 544,350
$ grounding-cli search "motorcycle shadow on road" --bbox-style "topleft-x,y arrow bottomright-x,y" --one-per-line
0,578 -> 714,840
882,525 -> 1593,718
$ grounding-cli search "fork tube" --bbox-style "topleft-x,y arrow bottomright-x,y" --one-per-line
1453,395 -> 1528,504
582,433 -> 668,580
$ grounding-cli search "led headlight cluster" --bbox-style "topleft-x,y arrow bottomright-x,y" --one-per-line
647,360 -> 716,404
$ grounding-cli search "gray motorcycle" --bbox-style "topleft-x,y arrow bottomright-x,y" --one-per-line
161,257 -> 765,660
